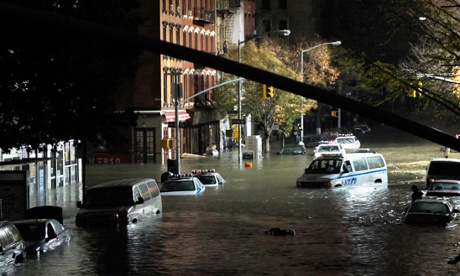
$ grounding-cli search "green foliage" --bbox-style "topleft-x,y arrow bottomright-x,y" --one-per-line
0,0 -> 141,149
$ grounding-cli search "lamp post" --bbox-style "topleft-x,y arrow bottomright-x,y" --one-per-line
237,29 -> 290,166
300,41 -> 341,136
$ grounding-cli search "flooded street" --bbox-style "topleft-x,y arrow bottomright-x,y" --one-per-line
7,129 -> 460,275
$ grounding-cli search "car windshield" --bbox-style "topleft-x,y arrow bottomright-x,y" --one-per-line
317,146 -> 340,152
409,202 -> 449,214
429,182 -> 460,190
336,137 -> 355,144
161,180 -> 195,192
85,187 -> 134,207
306,159 -> 342,174
196,176 -> 216,184
280,146 -> 304,154
15,224 -> 45,241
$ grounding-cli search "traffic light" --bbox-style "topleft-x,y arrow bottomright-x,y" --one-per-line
409,81 -> 422,98
331,110 -> 338,117
266,86 -> 274,97
261,84 -> 274,98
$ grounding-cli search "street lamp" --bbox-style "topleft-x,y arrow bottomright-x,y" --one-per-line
237,29 -> 290,166
299,41 -> 341,136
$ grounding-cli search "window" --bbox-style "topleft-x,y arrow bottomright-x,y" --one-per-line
175,24 -> 181,44
279,0 -> 287,9
366,156 -> 385,169
353,158 -> 368,171
162,21 -> 168,41
169,23 -> 174,43
194,32 -> 198,49
262,0 -> 270,10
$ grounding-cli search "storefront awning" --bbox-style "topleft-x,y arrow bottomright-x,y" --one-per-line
163,110 -> 190,122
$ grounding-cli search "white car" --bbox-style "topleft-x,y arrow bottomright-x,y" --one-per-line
160,175 -> 206,196
334,135 -> 360,153
192,169 -> 225,186
314,143 -> 346,158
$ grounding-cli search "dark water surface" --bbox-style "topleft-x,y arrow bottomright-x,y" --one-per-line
8,132 -> 460,275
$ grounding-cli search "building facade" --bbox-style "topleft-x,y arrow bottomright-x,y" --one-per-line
109,1 -> 222,166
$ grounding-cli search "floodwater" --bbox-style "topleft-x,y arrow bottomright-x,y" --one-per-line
6,130 -> 460,275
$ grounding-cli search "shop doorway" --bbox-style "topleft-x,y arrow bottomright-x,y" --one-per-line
134,128 -> 156,163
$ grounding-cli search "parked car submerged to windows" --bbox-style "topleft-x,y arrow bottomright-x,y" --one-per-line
353,124 -> 371,134
14,218 -> 72,255
314,143 -> 346,158
425,158 -> 460,188
277,145 -> 307,155
192,169 -> 225,186
334,135 -> 361,153
426,179 -> 460,198
160,175 -> 206,196
0,221 -> 25,266
403,198 -> 459,226
76,178 -> 162,227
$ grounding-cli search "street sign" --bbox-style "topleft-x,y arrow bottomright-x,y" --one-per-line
231,119 -> 245,124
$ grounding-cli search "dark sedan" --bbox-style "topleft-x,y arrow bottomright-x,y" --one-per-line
277,145 -> 307,155
403,198 -> 459,226
426,179 -> 460,197
13,218 -> 73,255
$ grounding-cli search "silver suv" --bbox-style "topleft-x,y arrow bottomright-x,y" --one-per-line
0,221 -> 25,265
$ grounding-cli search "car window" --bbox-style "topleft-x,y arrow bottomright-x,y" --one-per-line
428,161 -> 460,176
197,175 -> 216,184
429,182 -> 460,190
16,223 -> 45,240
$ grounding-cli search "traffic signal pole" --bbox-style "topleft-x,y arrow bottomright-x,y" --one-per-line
174,77 -> 245,174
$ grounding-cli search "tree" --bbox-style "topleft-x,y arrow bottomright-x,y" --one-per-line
0,0 -> 141,151
215,39 -> 330,153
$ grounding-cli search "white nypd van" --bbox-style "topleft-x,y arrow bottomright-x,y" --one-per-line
296,152 -> 388,188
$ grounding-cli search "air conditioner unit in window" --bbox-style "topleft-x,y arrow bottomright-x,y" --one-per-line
170,4 -> 173,11
177,7 -> 181,13
188,10 -> 193,17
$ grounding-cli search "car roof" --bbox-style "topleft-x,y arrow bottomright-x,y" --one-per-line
90,178 -> 157,189
165,175 -> 197,182
13,218 -> 54,225
432,179 -> 460,184
413,198 -> 451,205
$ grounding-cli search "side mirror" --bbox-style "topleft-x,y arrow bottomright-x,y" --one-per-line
76,201 -> 82,208
137,197 -> 144,204
0,246 -> 3,253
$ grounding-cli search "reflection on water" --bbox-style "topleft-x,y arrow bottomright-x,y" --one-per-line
10,138 -> 460,275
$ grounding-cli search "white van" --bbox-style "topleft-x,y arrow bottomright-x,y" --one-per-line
296,152 -> 388,188
76,178 -> 162,227
425,158 -> 460,188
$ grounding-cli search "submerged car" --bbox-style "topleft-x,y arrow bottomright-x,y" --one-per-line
426,179 -> 460,198
192,169 -> 225,186
403,198 -> 459,226
333,135 -> 361,153
0,221 -> 25,266
76,178 -> 162,227
13,219 -> 72,255
313,143 -> 346,158
353,124 -> 371,134
160,175 -> 206,195
277,145 -> 307,155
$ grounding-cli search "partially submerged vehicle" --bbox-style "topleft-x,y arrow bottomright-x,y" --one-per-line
296,152 -> 387,188
403,198 -> 459,226
76,178 -> 162,227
